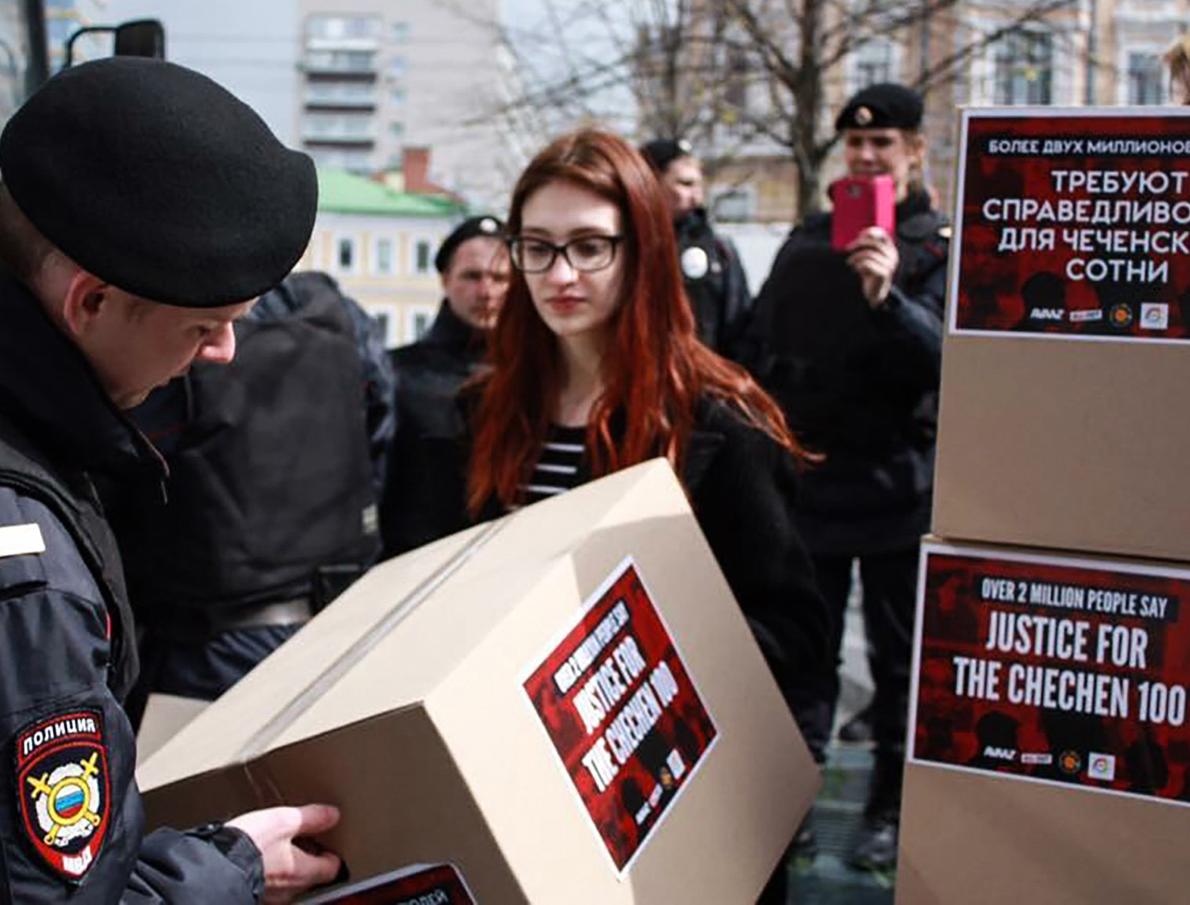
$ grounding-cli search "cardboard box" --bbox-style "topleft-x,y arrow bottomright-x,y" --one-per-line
136,694 -> 208,766
933,330 -> 1190,561
137,459 -> 818,903
898,763 -> 1189,905
899,538 -> 1190,903
932,107 -> 1190,562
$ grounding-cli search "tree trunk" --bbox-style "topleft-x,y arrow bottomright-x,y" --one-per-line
794,0 -> 824,220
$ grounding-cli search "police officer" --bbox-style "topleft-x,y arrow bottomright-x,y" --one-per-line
0,59 -> 340,901
379,216 -> 510,556
748,82 -> 948,870
640,139 -> 752,357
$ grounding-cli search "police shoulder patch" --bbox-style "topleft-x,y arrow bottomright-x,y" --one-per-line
15,709 -> 110,882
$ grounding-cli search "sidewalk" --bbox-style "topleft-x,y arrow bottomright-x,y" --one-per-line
787,745 -> 894,904
780,575 -> 896,904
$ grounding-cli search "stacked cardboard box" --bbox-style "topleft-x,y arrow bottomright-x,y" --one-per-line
138,459 -> 819,903
899,107 -> 1190,904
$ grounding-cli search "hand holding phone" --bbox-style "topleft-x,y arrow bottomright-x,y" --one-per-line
829,175 -> 896,251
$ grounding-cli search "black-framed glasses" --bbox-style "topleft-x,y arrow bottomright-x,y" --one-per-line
508,235 -> 623,273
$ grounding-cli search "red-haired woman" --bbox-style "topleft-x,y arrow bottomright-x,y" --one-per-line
465,129 -> 829,899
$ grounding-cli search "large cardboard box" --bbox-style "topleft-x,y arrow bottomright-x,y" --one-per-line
138,460 -> 818,903
898,538 -> 1190,904
932,107 -> 1190,561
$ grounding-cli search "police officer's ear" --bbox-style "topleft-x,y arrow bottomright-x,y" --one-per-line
904,130 -> 928,187
59,269 -> 116,339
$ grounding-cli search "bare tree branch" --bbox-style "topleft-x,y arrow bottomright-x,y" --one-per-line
460,0 -> 1084,218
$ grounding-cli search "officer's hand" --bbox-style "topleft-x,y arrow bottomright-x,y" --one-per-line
845,227 -> 899,308
228,803 -> 342,903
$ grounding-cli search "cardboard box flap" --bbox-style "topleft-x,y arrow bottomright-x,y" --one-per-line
139,460 -> 688,792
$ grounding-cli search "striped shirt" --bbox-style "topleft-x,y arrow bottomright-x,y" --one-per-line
519,425 -> 587,506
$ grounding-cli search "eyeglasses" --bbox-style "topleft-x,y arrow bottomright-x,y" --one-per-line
508,235 -> 623,273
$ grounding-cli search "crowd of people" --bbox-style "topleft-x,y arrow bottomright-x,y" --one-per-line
2,35 -> 1185,904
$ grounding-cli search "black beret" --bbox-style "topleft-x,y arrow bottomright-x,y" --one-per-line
639,138 -> 694,174
435,215 -> 505,274
835,82 -> 924,133
0,57 -> 317,307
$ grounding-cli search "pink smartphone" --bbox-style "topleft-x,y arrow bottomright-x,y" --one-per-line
829,175 -> 896,251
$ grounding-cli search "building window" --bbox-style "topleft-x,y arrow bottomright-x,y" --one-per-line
308,147 -> 372,172
389,57 -> 407,78
404,304 -> 437,342
1126,52 -> 1165,105
724,46 -> 750,113
414,239 -> 433,274
306,15 -> 380,40
373,237 -> 395,275
391,22 -> 409,43
303,111 -> 374,141
390,86 -> 407,105
993,30 -> 1052,105
305,81 -> 375,106
853,39 -> 893,90
304,49 -> 375,74
369,304 -> 400,347
390,121 -> 405,138
336,236 -> 357,273
711,189 -> 754,222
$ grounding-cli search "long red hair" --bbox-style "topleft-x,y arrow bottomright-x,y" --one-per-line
467,128 -> 807,515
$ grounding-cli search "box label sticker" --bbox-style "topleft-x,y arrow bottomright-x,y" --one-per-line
304,862 -> 474,904
910,543 -> 1190,808
524,558 -> 717,872
948,110 -> 1190,343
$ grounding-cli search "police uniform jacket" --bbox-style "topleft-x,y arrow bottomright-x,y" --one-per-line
674,208 -> 752,357
0,274 -> 263,902
378,301 -> 486,557
748,190 -> 948,554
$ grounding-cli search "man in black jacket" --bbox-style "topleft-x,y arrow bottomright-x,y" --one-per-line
116,271 -> 394,717
379,216 -> 509,556
640,139 -> 752,357
0,58 -> 340,902
748,83 -> 948,870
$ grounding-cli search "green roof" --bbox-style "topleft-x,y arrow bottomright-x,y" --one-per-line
316,167 -> 464,218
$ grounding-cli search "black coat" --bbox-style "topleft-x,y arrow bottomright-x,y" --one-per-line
0,275 -> 262,902
393,394 -> 831,712
676,398 -> 831,699
675,208 -> 753,358
379,302 -> 486,557
747,190 -> 949,553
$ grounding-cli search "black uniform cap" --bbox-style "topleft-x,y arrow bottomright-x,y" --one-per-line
835,82 -> 924,133
639,138 -> 695,174
435,215 -> 505,274
0,57 -> 317,308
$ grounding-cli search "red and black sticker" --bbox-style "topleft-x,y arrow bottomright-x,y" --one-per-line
14,710 -> 110,881
305,862 -> 475,904
523,558 -> 718,872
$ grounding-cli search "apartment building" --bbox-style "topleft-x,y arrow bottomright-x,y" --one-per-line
296,0 -> 520,210
42,1 -> 520,211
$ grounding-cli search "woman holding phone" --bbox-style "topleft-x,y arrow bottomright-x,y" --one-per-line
462,128 -> 829,903
745,82 -> 949,871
